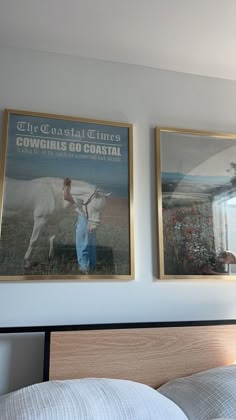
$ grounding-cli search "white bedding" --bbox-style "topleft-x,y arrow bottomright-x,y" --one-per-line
0,377 -> 187,420
2,365 -> 236,419
158,364 -> 236,420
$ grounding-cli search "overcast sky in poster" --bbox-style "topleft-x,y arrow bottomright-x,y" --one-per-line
5,114 -> 130,197
161,131 -> 236,178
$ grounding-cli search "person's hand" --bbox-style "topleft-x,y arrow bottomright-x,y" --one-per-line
64,177 -> 71,186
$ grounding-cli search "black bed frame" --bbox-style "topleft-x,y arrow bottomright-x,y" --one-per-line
1,319 -> 236,382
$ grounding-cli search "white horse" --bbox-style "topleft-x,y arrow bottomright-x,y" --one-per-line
3,177 -> 110,267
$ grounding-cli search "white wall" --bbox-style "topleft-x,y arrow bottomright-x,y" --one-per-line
1,46 -> 236,394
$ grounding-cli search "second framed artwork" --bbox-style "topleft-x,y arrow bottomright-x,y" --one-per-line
156,127 -> 236,280
0,109 -> 134,280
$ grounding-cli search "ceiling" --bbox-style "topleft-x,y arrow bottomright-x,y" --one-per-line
0,0 -> 236,80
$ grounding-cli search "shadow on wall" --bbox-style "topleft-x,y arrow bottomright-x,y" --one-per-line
0,333 -> 44,396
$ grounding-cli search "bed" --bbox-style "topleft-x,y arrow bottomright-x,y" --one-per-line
1,320 -> 236,419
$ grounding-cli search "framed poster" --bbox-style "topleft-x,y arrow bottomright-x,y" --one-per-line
0,109 -> 134,280
156,127 -> 236,280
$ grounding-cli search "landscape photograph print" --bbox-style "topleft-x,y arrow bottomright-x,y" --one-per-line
0,109 -> 133,280
156,127 -> 236,279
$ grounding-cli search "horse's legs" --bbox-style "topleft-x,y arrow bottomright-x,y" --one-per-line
24,216 -> 46,267
48,235 -> 56,260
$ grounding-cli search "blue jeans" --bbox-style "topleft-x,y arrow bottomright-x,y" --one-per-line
76,214 -> 96,272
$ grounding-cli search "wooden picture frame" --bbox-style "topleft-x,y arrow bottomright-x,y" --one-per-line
156,126 -> 236,280
0,109 -> 134,281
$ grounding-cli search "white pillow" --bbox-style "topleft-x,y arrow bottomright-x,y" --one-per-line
0,377 -> 187,420
158,364 -> 236,420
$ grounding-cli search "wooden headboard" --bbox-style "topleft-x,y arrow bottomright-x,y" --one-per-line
1,321 -> 236,389
44,321 -> 236,388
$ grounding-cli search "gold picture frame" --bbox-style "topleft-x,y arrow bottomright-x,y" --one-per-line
156,126 -> 236,280
0,109 -> 134,281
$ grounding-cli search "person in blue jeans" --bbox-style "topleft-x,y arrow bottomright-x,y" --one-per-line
76,214 -> 96,273
63,178 -> 96,273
